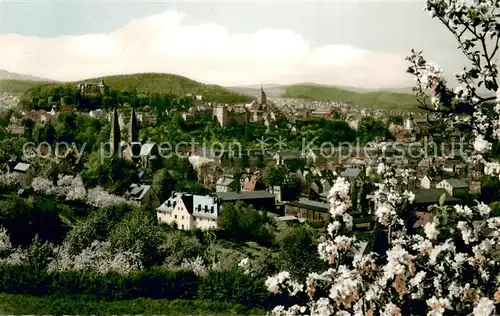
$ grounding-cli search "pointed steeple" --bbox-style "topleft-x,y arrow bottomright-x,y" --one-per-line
260,83 -> 267,105
129,106 -> 139,143
110,106 -> 121,156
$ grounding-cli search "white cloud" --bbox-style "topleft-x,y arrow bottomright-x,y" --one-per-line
1,10 -> 414,88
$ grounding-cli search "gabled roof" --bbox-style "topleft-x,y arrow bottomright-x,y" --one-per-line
243,175 -> 261,191
341,168 -> 361,178
413,188 -> 460,204
274,151 -> 303,159
286,198 -> 331,213
440,178 -> 468,188
192,194 -> 219,219
216,177 -> 234,186
129,184 -> 151,200
423,175 -> 442,182
13,162 -> 30,172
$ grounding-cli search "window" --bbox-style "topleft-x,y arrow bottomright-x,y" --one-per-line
174,215 -> 177,219
182,216 -> 184,220
181,225 -> 184,229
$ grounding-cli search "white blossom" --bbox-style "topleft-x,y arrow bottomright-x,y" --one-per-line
472,297 -> 496,316
424,221 -> 439,240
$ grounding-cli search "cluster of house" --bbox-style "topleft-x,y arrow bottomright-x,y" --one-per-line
180,86 -> 285,129
144,137 -> 484,229
1,83 -> 484,234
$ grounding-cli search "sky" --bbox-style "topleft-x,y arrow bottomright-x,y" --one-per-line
0,0 -> 469,88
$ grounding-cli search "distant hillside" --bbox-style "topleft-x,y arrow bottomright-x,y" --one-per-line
225,85 -> 283,98
82,73 -> 252,103
282,84 -> 422,111
0,70 -> 56,94
0,79 -> 54,93
3,73 -> 252,104
0,69 -> 55,82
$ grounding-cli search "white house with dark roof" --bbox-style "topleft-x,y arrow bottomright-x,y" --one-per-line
156,192 -> 219,230
420,175 -> 442,189
436,178 -> 469,198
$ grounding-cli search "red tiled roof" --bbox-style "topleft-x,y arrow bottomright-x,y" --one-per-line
244,175 -> 261,191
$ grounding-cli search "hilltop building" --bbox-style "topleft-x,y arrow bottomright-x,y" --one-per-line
77,79 -> 108,95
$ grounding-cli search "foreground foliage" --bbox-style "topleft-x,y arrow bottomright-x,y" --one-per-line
0,294 -> 266,315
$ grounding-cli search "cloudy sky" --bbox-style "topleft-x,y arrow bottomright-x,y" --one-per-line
0,0 -> 467,88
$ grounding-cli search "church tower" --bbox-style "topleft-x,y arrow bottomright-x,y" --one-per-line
129,106 -> 139,143
110,106 -> 121,157
260,84 -> 267,105
129,106 -> 141,158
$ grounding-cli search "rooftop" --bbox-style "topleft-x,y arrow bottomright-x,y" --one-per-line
216,191 -> 275,201
286,198 -> 331,213
413,188 -> 460,205
341,168 -> 361,178
441,178 -> 468,188
13,162 -> 30,172
129,184 -> 151,200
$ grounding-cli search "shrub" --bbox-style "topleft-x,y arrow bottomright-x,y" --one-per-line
0,264 -> 199,300
198,268 -> 270,308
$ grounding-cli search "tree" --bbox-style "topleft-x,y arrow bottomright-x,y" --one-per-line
388,115 -> 404,126
109,209 -> 160,266
276,224 -> 327,280
23,118 -> 35,141
217,201 -> 273,244
357,117 -> 392,143
263,166 -> 286,188
152,168 -> 177,202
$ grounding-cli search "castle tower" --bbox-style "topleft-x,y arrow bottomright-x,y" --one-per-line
98,78 -> 107,94
110,106 -> 121,157
260,84 -> 267,105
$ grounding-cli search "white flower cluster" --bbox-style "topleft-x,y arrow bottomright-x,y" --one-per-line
47,240 -> 143,275
179,256 -> 223,276
268,171 -> 500,315
410,0 -> 500,177
266,271 -> 304,296
0,172 -> 20,187
31,176 -> 134,208
0,227 -> 12,253
238,257 -> 251,275
268,1 -> 500,315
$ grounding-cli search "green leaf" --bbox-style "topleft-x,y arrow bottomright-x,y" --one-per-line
439,193 -> 446,206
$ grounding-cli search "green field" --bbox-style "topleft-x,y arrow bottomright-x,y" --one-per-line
282,83 -> 423,111
0,294 -> 267,315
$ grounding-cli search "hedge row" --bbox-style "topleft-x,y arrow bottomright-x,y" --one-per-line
0,265 -> 294,308
0,265 -> 198,300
